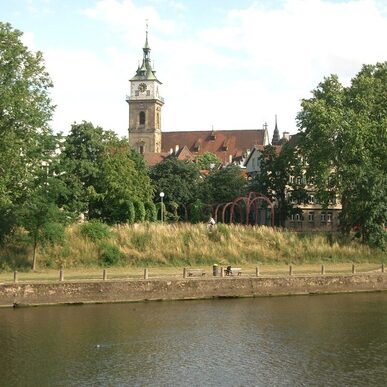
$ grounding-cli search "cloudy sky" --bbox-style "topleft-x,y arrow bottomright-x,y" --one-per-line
2,0 -> 387,139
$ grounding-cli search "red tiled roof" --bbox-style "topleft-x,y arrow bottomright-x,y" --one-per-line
161,129 -> 266,164
143,152 -> 168,166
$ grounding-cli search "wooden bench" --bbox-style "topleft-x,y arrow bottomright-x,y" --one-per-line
186,268 -> 206,277
225,267 -> 242,276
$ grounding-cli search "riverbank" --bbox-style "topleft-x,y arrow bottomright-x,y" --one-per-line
1,223 -> 385,271
1,272 -> 386,308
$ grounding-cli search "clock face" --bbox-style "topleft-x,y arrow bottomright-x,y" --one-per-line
138,83 -> 147,92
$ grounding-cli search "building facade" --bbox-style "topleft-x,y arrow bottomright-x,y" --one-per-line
127,32 -> 269,166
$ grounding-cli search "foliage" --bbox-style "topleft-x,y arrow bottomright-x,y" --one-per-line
79,220 -> 111,241
99,242 -> 123,266
297,62 -> 387,248
149,156 -> 200,218
58,122 -> 153,223
190,199 -> 206,223
134,200 -> 146,222
144,201 -> 157,222
195,152 -> 221,170
0,22 -> 56,243
249,143 -> 307,227
199,164 -> 247,205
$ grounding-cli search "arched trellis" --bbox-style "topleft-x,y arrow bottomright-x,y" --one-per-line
214,192 -> 275,227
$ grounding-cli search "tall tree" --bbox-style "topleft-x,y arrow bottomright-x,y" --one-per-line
149,156 -> 200,220
0,22 -> 55,241
58,122 -> 153,223
297,62 -> 387,247
199,164 -> 247,205
249,143 -> 307,227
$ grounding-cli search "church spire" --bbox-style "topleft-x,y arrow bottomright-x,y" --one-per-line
130,23 -> 161,83
271,114 -> 281,145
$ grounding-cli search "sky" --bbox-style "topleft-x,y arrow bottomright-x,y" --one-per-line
1,0 -> 387,140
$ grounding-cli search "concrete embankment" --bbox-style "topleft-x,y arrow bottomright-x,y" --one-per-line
1,274 -> 387,307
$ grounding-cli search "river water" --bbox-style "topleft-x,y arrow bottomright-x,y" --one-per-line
1,293 -> 387,386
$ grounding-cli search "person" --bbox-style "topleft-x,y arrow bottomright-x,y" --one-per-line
207,216 -> 216,231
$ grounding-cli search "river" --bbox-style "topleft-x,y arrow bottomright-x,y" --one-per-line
1,293 -> 387,386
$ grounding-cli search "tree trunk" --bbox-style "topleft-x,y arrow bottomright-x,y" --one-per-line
32,235 -> 37,271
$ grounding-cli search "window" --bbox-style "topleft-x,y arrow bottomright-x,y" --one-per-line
139,145 -> 144,154
156,113 -> 160,128
296,177 -> 302,185
308,212 -> 314,222
139,111 -> 145,125
309,194 -> 315,204
321,213 -> 326,223
291,213 -> 301,221
327,212 -> 332,223
289,176 -> 294,184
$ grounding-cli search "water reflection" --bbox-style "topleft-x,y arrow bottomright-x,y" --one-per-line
1,293 -> 387,386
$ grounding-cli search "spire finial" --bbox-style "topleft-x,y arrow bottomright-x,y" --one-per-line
144,19 -> 150,51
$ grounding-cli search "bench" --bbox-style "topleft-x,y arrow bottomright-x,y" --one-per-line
225,267 -> 242,276
186,268 -> 206,277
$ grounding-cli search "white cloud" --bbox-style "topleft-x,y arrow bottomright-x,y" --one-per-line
46,0 -> 387,139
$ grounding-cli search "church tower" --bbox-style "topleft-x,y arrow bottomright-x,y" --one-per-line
127,27 -> 164,154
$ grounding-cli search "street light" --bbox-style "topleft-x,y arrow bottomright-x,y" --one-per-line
159,192 -> 165,223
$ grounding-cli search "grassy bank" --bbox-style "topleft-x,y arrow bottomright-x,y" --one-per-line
0,223 -> 385,271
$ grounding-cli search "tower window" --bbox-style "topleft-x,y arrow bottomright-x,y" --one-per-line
139,145 -> 144,154
139,111 -> 145,125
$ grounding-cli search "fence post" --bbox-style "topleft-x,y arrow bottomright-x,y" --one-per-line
59,268 -> 64,282
289,265 -> 293,276
256,266 -> 260,277
13,271 -> 18,283
382,263 -> 384,273
183,268 -> 187,279
352,264 -> 356,274
221,267 -> 224,277
144,268 -> 149,280
103,269 -> 107,281
321,265 -> 325,275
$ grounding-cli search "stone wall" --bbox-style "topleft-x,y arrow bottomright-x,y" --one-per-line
1,274 -> 386,307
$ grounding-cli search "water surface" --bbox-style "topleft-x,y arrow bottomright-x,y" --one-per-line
1,293 -> 387,386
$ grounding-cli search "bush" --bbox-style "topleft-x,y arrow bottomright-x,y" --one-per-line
144,201 -> 157,222
134,201 -> 146,222
79,220 -> 111,241
99,242 -> 123,266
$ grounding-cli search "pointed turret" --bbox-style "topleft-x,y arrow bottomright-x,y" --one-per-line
272,115 -> 281,145
130,26 -> 160,82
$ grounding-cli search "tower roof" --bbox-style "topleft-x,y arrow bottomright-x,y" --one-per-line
271,115 -> 281,145
130,28 -> 161,83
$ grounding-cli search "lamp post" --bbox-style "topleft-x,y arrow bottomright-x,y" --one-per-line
159,192 -> 165,223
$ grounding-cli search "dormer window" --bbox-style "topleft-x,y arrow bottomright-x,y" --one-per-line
139,111 -> 145,125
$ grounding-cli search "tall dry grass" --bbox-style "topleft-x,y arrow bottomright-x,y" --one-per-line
1,223 -> 385,270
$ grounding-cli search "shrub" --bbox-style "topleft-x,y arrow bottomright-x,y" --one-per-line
79,220 -> 111,241
99,242 -> 123,266
133,201 -> 146,222
144,201 -> 157,222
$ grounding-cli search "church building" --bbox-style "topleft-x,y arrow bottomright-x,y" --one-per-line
126,31 -> 270,166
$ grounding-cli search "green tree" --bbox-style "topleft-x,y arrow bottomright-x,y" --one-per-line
149,156 -> 200,220
195,152 -> 221,170
297,62 -> 387,247
18,170 -> 67,270
58,122 -> 154,223
199,164 -> 247,205
0,22 -> 55,241
249,143 -> 307,227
